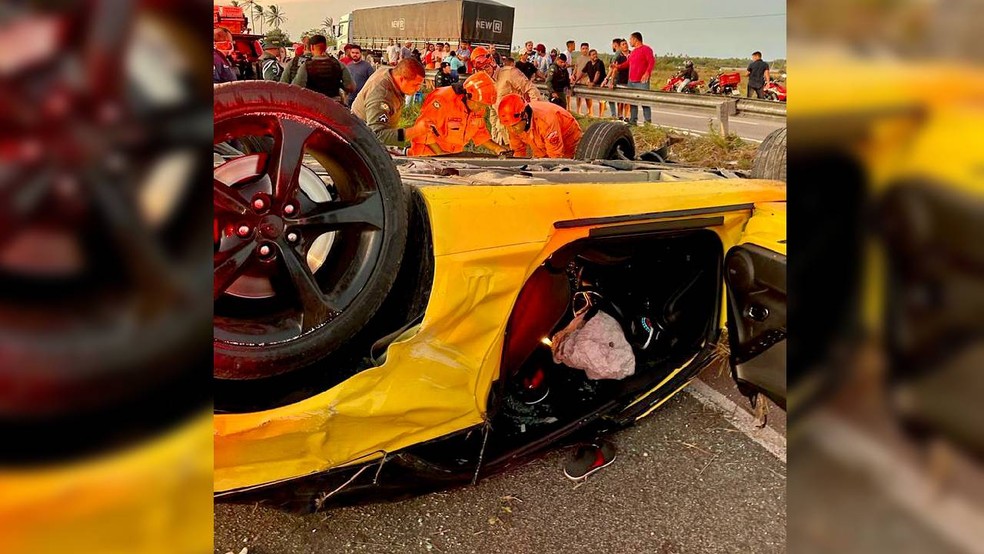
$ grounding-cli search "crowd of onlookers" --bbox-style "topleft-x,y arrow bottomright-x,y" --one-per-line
214,26 -> 773,126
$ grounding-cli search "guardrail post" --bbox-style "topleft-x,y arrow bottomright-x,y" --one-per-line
716,101 -> 729,136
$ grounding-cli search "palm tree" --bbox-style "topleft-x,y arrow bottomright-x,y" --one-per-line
252,4 -> 265,33
266,5 -> 287,30
241,0 -> 257,33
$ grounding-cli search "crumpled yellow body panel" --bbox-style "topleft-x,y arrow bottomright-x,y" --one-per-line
214,179 -> 787,493
741,202 -> 787,256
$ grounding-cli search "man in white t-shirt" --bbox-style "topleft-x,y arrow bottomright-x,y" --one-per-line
386,39 -> 400,66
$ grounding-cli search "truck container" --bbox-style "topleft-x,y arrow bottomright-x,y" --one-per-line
335,0 -> 514,58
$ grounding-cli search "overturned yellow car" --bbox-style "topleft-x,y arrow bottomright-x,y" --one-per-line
212,81 -> 787,510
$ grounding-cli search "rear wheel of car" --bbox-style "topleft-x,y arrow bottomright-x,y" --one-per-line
751,127 -> 787,182
213,81 -> 408,381
575,121 -> 636,161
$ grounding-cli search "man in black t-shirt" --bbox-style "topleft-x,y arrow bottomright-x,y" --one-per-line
746,50 -> 771,99
515,50 -> 539,81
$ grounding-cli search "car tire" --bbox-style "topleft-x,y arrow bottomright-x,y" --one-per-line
751,127 -> 786,182
213,81 -> 408,381
575,121 -> 636,161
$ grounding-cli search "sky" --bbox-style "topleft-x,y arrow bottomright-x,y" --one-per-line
232,0 -> 786,60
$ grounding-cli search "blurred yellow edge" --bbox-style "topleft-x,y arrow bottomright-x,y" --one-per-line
0,412 -> 213,554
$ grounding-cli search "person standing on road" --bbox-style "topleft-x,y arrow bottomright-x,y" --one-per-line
564,41 -> 579,111
571,42 -> 593,115
423,43 -> 437,69
435,61 -> 456,88
581,49 -> 606,116
408,72 -> 506,156
609,38 -> 630,120
386,39 -> 400,66
351,58 -> 430,147
626,32 -> 655,125
443,50 -> 465,81
280,42 -> 312,84
457,41 -> 473,73
292,35 -> 356,104
338,44 -> 354,65
515,50 -> 538,81
497,93 -> 583,158
258,40 -> 285,81
546,53 -> 572,109
533,44 -> 551,81
400,41 -> 413,63
213,27 -> 237,83
746,51 -> 771,99
346,45 -> 375,103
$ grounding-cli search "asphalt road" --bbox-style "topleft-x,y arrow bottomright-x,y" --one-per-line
645,110 -> 784,143
575,104 -> 784,142
215,375 -> 787,554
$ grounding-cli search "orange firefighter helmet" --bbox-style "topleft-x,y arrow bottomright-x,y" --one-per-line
498,93 -> 528,126
470,45 -> 495,70
462,71 -> 497,106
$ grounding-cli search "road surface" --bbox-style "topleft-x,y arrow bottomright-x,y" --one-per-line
215,364 -> 788,554
641,109 -> 784,142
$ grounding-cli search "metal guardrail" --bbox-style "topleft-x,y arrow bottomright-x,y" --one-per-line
420,69 -> 786,132
734,98 -> 787,117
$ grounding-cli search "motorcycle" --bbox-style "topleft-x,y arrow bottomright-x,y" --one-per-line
763,78 -> 786,102
706,71 -> 741,96
661,75 -> 704,94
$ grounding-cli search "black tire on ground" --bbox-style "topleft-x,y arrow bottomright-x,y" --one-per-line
751,127 -> 787,182
213,81 -> 408,380
575,121 -> 636,161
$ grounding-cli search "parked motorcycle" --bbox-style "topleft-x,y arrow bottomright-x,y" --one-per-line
763,78 -> 786,102
661,75 -> 705,94
706,71 -> 741,96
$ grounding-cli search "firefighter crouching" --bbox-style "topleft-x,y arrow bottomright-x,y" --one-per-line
351,59 -> 431,147
470,46 -> 541,145
408,72 -> 507,157
497,93 -> 583,158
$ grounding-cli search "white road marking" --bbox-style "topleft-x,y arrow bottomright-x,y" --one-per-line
808,412 -> 984,554
650,110 -> 709,119
685,379 -> 786,463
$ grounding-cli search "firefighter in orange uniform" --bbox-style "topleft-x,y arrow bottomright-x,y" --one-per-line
497,93 -> 583,158
408,72 -> 507,157
470,45 -> 542,145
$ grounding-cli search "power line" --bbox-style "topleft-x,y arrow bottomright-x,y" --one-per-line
514,13 -> 785,31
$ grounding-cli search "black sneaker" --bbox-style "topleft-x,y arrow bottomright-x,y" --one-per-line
564,441 -> 617,481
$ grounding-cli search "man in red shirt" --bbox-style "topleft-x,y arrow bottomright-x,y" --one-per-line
339,43 -> 354,65
625,31 -> 655,125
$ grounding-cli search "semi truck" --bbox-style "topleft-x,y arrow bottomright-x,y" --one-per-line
334,0 -> 515,59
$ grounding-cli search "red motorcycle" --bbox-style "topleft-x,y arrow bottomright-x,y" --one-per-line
661,75 -> 705,94
763,78 -> 786,102
707,71 -> 741,96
